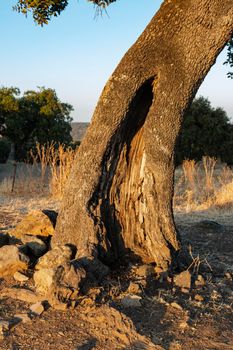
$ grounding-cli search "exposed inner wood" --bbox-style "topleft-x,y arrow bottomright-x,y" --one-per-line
88,78 -> 173,266
110,125 -> 147,260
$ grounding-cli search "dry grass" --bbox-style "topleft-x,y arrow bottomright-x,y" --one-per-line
48,144 -> 75,198
1,147 -> 233,213
202,156 -> 217,193
0,161 -> 49,196
174,156 -> 233,213
29,142 -> 76,199
0,143 -> 76,199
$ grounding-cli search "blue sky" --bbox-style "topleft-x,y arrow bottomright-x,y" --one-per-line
0,0 -> 232,122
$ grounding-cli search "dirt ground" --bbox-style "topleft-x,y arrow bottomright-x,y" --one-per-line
0,196 -> 233,350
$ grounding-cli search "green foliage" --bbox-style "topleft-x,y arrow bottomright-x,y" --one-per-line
0,87 -> 73,160
14,0 -> 68,25
15,0 -> 116,25
0,138 -> 11,163
224,37 -> 233,78
0,87 -> 20,134
175,97 -> 233,165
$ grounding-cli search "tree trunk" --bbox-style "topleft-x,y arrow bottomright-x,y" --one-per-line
52,0 -> 233,271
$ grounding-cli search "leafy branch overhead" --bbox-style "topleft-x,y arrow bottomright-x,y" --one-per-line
14,0 -> 116,25
14,0 -> 233,77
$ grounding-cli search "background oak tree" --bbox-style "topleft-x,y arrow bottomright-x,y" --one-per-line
175,97 -> 233,165
0,87 -> 73,160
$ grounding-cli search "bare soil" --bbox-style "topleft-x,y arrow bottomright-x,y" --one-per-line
0,198 -> 232,350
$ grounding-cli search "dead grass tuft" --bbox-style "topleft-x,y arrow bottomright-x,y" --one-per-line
48,144 -> 76,199
174,157 -> 233,213
29,142 -> 76,199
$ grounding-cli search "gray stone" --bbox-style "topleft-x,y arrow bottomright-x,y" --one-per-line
35,245 -> 73,270
0,287 -> 43,303
14,313 -> 31,323
30,302 -> 44,316
174,270 -> 191,290
34,263 -> 86,296
34,268 -> 56,295
13,271 -> 29,282
121,295 -> 142,307
9,210 -> 55,238
62,264 -> 86,290
21,235 -> 47,257
0,245 -> 29,277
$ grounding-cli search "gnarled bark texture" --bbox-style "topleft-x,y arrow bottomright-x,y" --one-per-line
53,0 -> 233,271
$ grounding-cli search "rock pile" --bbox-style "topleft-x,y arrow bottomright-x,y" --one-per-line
0,209 -> 108,312
0,209 -> 207,344
0,209 -> 95,338
0,245 -> 29,277
9,210 -> 56,238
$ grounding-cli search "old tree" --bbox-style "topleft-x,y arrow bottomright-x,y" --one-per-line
17,0 -> 233,273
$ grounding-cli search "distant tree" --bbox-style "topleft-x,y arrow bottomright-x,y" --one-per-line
218,124 -> 233,166
0,87 -> 73,160
0,87 -> 20,135
175,97 -> 232,165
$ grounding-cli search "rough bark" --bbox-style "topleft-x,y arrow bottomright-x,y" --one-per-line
52,0 -> 233,271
